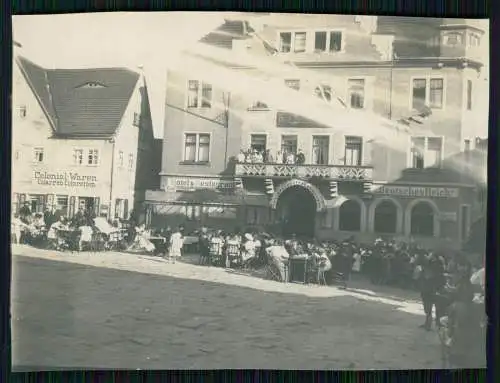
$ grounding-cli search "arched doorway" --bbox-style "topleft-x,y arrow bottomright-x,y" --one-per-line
276,186 -> 317,238
410,202 -> 435,236
339,200 -> 361,231
374,200 -> 398,234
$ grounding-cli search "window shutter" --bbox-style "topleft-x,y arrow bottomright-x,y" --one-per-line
69,196 -> 76,218
94,197 -> 101,217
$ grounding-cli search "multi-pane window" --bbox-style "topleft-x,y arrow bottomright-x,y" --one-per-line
73,149 -> 83,165
118,151 -> 124,167
281,135 -> 298,155
250,134 -> 267,153
466,80 -> 473,110
469,33 -> 481,47
33,147 -> 44,163
412,78 -> 444,110
314,31 -> 342,52
184,133 -> 210,162
312,136 -> 329,165
314,85 -> 332,102
410,137 -> 425,169
429,79 -> 444,109
284,79 -> 300,91
348,79 -> 365,109
88,149 -> 99,165
128,153 -> 134,169
344,136 -> 362,166
279,32 -> 292,53
293,32 -> 306,52
410,136 -> 443,168
187,80 -> 212,108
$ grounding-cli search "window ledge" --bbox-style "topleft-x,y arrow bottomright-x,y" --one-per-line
179,161 -> 211,166
247,107 -> 271,112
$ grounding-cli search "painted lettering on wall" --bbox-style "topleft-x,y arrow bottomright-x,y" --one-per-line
165,177 -> 235,192
373,185 -> 459,198
33,171 -> 97,188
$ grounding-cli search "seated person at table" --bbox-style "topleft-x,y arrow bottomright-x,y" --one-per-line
132,223 -> 155,253
31,213 -> 46,230
241,233 -> 256,266
47,217 -> 68,249
78,224 -> 93,251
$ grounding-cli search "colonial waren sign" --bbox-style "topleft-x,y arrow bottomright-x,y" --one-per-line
373,185 -> 459,198
33,171 -> 97,188
270,179 -> 326,212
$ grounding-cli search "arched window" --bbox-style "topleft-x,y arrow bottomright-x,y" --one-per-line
374,200 -> 398,234
339,200 -> 361,231
410,202 -> 435,237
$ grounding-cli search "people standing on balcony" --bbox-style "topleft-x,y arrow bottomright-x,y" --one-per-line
237,149 -> 246,163
285,151 -> 295,164
275,150 -> 283,164
254,150 -> 264,163
296,149 -> 305,165
264,149 -> 274,163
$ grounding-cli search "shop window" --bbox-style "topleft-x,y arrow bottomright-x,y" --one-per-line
339,200 -> 361,231
344,136 -> 362,166
374,200 -> 398,234
29,194 -> 45,213
246,207 -> 259,225
33,147 -> 44,163
56,195 -> 69,215
312,136 -> 329,165
347,79 -> 365,109
183,133 -> 210,163
88,149 -> 99,166
185,205 -> 201,221
410,202 -> 434,237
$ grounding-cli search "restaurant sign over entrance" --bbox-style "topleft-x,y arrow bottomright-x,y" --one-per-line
373,185 -> 459,198
164,177 -> 236,192
33,171 -> 97,188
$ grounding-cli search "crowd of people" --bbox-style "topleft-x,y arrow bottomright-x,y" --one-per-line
237,147 -> 307,165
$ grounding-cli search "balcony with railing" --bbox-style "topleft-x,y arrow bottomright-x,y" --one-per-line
235,162 -> 373,181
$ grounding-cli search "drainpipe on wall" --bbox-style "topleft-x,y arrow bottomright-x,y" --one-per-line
108,137 -> 116,220
223,91 -> 231,167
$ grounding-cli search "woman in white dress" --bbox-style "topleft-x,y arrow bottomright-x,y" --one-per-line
11,214 -> 28,244
168,226 -> 184,263
241,233 -> 256,267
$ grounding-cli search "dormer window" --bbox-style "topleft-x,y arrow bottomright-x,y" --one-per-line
469,33 -> 481,47
314,31 -> 342,52
76,82 -> 106,89
443,32 -> 463,46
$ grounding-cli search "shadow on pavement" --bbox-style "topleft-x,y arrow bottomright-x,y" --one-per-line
10,255 -> 455,370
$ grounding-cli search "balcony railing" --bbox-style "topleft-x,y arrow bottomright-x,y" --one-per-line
235,163 -> 373,181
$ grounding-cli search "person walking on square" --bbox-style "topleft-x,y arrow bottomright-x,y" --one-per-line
168,226 -> 184,264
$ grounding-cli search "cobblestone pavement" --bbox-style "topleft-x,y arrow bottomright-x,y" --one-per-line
11,245 -> 443,370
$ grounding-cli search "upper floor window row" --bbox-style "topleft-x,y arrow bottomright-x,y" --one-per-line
279,31 -> 343,53
411,77 -> 444,111
73,148 -> 100,166
187,80 -> 212,109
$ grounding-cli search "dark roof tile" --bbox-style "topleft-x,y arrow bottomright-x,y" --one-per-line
16,56 -> 139,137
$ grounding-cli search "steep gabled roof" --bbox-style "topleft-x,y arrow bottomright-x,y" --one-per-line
16,56 -> 140,137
